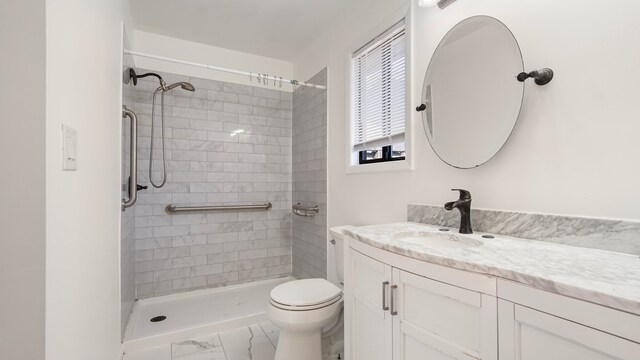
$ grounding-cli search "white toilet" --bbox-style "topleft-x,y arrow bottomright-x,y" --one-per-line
267,231 -> 345,360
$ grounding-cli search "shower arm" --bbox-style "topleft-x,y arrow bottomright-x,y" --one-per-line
128,68 -> 167,89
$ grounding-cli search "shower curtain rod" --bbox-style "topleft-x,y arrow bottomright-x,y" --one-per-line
124,50 -> 327,90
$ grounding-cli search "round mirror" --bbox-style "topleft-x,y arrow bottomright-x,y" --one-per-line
421,16 -> 524,169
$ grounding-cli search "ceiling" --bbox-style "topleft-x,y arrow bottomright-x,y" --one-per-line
128,0 -> 348,61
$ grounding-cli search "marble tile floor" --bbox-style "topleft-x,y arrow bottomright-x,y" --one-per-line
124,322 -> 280,360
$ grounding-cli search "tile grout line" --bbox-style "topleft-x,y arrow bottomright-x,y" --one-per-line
218,333 -> 230,360
258,323 -> 277,349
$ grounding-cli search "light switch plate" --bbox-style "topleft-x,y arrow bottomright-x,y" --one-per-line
61,124 -> 77,171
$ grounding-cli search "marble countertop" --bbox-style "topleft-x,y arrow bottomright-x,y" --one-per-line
342,222 -> 640,316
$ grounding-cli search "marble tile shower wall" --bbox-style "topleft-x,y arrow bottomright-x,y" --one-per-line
132,72 -> 292,298
291,69 -> 327,279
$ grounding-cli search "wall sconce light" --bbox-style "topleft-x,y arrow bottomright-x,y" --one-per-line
419,0 -> 439,6
419,0 -> 457,9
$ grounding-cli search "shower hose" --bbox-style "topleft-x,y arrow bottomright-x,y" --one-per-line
149,87 -> 167,188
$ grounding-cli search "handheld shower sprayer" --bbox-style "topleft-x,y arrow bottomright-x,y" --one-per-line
148,80 -> 196,188
165,82 -> 196,92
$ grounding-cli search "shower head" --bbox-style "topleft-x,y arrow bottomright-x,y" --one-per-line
165,82 -> 196,92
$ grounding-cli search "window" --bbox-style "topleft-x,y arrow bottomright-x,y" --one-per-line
351,20 -> 406,165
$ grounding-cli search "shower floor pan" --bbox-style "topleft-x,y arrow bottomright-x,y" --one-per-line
123,277 -> 292,353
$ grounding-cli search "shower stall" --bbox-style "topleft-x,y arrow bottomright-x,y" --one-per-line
120,60 -> 328,349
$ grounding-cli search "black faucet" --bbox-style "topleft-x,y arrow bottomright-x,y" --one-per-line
444,189 -> 473,234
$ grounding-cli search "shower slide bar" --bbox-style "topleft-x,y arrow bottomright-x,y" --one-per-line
122,105 -> 138,211
165,202 -> 273,214
124,50 -> 327,90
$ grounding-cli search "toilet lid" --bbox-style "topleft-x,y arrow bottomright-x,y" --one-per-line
271,279 -> 342,307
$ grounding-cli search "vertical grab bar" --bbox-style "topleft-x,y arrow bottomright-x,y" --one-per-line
122,105 -> 137,210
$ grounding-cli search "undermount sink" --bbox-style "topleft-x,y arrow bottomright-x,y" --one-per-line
393,231 -> 483,249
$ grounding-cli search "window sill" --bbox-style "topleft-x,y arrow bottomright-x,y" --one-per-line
346,158 -> 413,175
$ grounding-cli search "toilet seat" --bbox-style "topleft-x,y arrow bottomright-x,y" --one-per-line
270,279 -> 342,311
270,294 -> 342,311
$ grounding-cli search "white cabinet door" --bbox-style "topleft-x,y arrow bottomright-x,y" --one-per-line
392,269 -> 497,360
346,249 -> 393,360
498,300 -> 640,360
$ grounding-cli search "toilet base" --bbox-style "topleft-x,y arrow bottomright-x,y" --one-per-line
275,329 -> 322,360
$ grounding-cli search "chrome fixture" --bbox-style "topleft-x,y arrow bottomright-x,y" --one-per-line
165,81 -> 196,92
292,203 -> 320,217
122,106 -> 138,210
148,80 -> 196,188
444,189 -> 473,234
517,68 -> 554,86
165,202 -> 273,214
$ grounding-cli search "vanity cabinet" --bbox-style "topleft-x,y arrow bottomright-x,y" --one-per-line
346,241 -> 498,360
345,237 -> 640,360
497,280 -> 640,360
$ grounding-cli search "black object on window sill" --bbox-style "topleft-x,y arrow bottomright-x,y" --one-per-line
359,145 -> 405,165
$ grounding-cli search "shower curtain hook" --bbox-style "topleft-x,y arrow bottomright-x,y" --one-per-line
249,72 -> 253,82
279,77 -> 283,88
257,73 -> 261,84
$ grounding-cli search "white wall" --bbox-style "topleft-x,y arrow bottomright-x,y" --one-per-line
0,1 -> 46,359
294,0 -> 640,228
45,0 -> 127,359
129,30 -> 295,91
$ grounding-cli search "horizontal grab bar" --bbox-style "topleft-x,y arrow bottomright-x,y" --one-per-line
166,202 -> 272,214
292,203 -> 320,217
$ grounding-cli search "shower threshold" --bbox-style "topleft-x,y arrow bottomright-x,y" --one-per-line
123,276 -> 292,353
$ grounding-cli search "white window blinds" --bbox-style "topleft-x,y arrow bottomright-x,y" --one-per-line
351,20 -> 406,151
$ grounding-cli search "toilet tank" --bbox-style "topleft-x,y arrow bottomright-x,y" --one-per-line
328,226 -> 351,286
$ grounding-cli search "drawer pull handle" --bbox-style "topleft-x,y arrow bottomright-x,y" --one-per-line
390,285 -> 398,316
382,281 -> 390,311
